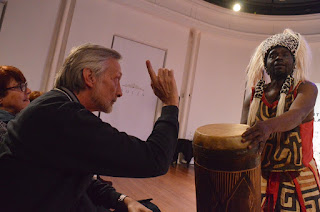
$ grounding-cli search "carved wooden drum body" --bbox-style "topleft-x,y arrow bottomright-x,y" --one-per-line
193,124 -> 261,212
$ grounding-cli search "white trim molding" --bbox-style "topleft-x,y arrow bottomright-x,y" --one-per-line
111,0 -> 320,42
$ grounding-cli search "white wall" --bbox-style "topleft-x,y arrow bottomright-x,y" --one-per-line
310,43 -> 320,80
185,32 -> 260,139
0,0 -> 60,91
65,0 -> 189,90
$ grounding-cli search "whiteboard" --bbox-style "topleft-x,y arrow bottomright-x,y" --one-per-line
100,35 -> 167,140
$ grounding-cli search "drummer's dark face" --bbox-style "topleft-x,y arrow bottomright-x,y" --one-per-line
266,46 -> 295,80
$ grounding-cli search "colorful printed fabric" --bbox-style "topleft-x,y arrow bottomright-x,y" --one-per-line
252,81 -> 320,211
261,160 -> 320,211
254,81 -> 313,171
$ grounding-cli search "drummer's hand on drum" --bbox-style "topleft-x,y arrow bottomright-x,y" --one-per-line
241,121 -> 272,154
146,60 -> 179,107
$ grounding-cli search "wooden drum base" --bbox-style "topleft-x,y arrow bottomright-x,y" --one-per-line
195,163 -> 260,212
193,124 -> 261,212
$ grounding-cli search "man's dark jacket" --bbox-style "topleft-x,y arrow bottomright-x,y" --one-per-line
0,88 -> 179,211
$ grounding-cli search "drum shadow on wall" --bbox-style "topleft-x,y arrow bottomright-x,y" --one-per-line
100,35 -> 167,140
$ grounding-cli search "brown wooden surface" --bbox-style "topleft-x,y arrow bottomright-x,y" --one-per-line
193,144 -> 261,212
101,164 -> 196,212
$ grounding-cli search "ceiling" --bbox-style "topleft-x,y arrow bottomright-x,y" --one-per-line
203,0 -> 320,15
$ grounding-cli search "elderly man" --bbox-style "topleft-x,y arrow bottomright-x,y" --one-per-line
0,44 -> 179,212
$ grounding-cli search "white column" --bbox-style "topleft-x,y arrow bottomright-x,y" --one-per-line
178,28 -> 201,139
41,0 -> 76,91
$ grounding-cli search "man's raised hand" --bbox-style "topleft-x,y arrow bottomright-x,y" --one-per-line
146,60 -> 179,107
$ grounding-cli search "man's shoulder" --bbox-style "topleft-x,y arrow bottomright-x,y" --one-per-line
16,90 -> 86,123
30,90 -> 84,110
297,80 -> 318,94
34,89 -> 71,103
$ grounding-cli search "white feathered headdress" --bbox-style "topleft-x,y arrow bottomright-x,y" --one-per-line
246,29 -> 311,90
246,29 -> 312,126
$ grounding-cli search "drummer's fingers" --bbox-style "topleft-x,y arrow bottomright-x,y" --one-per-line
242,128 -> 252,137
242,124 -> 262,137
248,140 -> 260,149
242,129 -> 260,142
258,142 -> 264,154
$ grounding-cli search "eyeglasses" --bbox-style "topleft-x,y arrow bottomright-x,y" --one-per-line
5,82 -> 28,92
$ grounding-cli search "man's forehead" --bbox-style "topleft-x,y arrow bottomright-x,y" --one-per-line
269,46 -> 291,54
105,58 -> 122,75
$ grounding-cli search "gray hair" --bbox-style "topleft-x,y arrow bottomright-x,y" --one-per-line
54,43 -> 122,93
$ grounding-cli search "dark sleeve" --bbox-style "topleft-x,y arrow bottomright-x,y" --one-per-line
10,102 -> 179,178
0,121 -> 7,142
86,179 -> 121,209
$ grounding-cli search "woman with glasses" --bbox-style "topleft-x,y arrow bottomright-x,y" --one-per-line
0,65 -> 31,140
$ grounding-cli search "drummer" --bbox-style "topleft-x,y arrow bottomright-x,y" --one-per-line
241,29 -> 320,211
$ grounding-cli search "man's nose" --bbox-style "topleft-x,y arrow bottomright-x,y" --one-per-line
275,54 -> 284,60
117,84 -> 122,97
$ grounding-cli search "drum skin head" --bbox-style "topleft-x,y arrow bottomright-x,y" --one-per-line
193,123 -> 250,150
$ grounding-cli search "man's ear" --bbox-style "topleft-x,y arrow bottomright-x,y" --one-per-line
82,68 -> 96,88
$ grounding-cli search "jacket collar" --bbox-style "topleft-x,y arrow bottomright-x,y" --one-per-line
54,87 -> 80,103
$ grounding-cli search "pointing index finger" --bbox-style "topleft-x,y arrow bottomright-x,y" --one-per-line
146,60 -> 157,83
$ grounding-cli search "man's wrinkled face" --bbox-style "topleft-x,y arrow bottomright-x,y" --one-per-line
91,58 -> 122,113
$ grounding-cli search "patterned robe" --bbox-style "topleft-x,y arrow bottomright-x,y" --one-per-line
253,81 -> 320,211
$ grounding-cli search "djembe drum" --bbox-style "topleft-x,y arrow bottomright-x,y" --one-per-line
193,124 -> 261,212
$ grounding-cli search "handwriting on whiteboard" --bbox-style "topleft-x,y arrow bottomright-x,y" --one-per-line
122,83 -> 145,96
